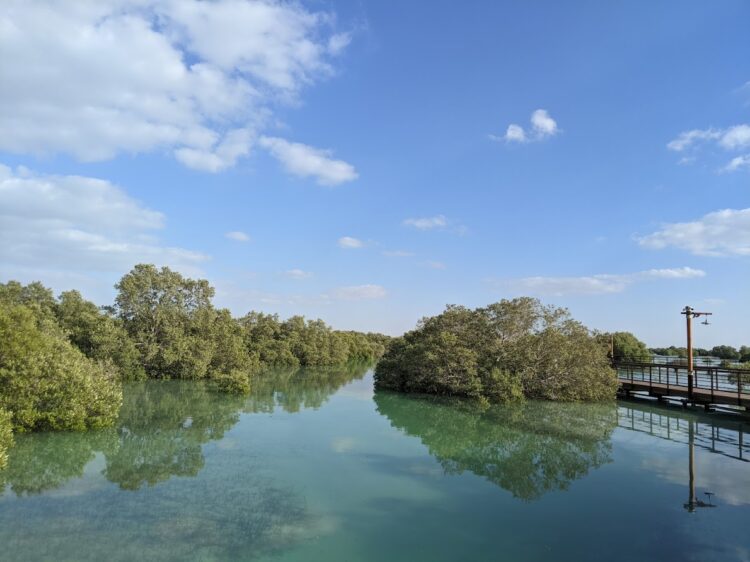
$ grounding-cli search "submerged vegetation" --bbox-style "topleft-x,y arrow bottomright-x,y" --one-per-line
375,297 -> 618,403
0,264 -> 387,465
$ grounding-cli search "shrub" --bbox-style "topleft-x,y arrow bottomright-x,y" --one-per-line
0,304 -> 122,432
212,369 -> 251,395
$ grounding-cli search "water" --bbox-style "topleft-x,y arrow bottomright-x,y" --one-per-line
1,365 -> 749,562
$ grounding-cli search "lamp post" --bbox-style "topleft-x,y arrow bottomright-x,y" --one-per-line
680,306 -> 712,402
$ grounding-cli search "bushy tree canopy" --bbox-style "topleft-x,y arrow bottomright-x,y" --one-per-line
375,298 -> 617,402
601,331 -> 652,362
0,303 -> 122,432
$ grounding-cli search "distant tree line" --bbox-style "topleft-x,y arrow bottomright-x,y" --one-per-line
375,298 -> 619,403
649,345 -> 750,363
0,264 -> 388,467
598,333 -> 750,367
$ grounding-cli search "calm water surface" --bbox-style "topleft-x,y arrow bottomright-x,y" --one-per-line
1,365 -> 749,561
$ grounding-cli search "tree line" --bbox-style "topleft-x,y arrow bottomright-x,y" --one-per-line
605,332 -> 750,368
0,264 -> 388,467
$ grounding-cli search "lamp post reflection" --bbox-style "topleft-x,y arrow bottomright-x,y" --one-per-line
684,419 -> 716,512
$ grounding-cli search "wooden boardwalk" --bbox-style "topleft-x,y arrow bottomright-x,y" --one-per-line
615,361 -> 750,409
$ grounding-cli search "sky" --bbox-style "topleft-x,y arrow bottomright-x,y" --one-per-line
0,0 -> 748,347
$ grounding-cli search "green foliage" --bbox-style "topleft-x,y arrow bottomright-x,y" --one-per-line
0,281 -> 57,317
0,303 -> 122,432
710,345 -> 740,360
114,265 -> 216,379
375,298 -> 617,402
649,346 -> 713,358
56,290 -> 145,380
238,312 -> 386,367
601,331 -> 651,362
113,265 -> 384,382
212,369 -> 251,394
0,265 -> 387,439
0,408 -> 13,470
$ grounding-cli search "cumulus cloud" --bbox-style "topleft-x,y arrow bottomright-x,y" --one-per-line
638,208 -> 750,256
504,124 -> 526,143
259,136 -> 357,185
493,109 -> 560,144
0,1 -> 352,174
403,215 -> 447,230
530,109 -> 559,137
337,236 -> 364,249
225,231 -> 250,242
500,267 -> 705,296
0,164 -> 208,277
331,284 -> 387,300
667,124 -> 750,172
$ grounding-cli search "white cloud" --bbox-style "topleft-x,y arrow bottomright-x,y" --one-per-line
667,129 -> 722,151
259,136 -> 357,185
0,1 -> 351,172
284,268 -> 313,280
530,109 -> 559,138
667,124 -> 750,172
382,250 -> 415,257
403,215 -> 447,230
501,267 -> 705,296
504,124 -> 527,143
494,109 -> 559,144
0,163 -> 208,277
331,284 -> 387,300
337,236 -> 364,249
175,129 -> 254,172
225,231 -> 250,242
638,208 -> 750,256
721,154 -> 750,173
327,32 -> 352,55
719,124 -> 750,150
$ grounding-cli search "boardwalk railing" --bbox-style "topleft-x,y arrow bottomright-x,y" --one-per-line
614,361 -> 750,407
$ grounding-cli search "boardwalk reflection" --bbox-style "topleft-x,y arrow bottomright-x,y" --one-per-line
617,402 -> 749,510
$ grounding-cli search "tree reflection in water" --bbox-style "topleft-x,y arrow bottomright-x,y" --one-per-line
243,362 -> 371,414
0,365 -> 371,561
105,381 -> 246,490
1,363 -> 371,495
0,429 -> 115,495
374,392 -> 617,501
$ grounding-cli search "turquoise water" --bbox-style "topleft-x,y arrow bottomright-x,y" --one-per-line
1,365 -> 749,561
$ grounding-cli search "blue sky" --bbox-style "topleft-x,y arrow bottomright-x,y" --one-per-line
0,0 -> 748,346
